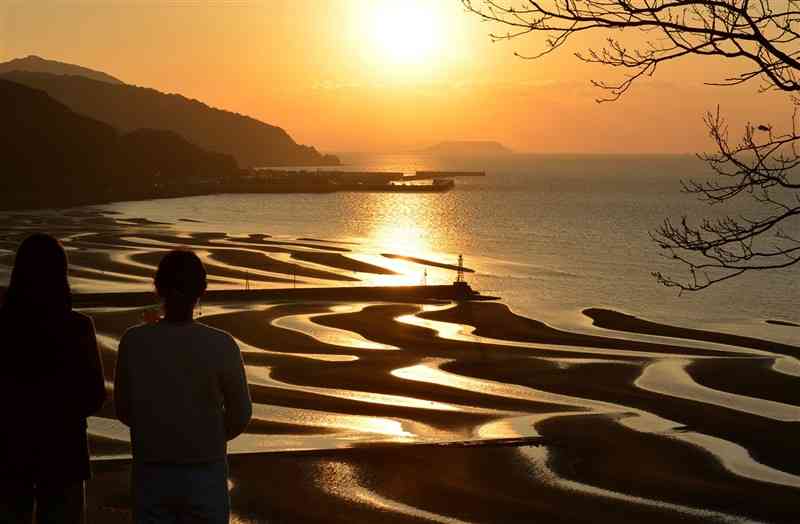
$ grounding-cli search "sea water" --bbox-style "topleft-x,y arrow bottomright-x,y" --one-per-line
98,153 -> 800,345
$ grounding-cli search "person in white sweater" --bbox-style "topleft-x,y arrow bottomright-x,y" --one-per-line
114,249 -> 252,523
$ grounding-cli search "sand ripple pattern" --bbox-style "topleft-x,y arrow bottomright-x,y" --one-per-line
2,211 -> 799,523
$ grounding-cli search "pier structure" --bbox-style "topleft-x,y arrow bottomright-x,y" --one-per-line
241,169 -> 486,193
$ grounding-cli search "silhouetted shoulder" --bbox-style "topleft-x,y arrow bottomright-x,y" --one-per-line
119,322 -> 156,344
121,322 -> 145,336
196,322 -> 238,350
120,321 -> 238,354
68,310 -> 95,334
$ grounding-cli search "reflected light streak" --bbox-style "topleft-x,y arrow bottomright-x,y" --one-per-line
516,446 -> 748,521
314,460 -> 471,524
636,359 -> 800,422
248,401 -> 410,439
274,304 -> 399,351
362,193 -> 441,257
391,358 -> 610,413
397,305 -> 740,360
237,337 -> 358,362
772,356 -> 800,377
365,211 -> 442,285
371,221 -> 433,259
245,364 -> 489,415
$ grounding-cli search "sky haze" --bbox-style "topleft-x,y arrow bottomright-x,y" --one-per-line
1,0 -> 785,154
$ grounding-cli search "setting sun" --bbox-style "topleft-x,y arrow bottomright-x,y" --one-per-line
365,1 -> 445,68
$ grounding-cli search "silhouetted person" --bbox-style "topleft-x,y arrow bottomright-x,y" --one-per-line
114,250 -> 252,523
0,233 -> 106,524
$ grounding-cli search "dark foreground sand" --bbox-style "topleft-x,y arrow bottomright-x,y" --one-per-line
87,432 -> 800,523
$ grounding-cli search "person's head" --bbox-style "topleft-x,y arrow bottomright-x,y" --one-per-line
154,249 -> 207,321
3,233 -> 71,315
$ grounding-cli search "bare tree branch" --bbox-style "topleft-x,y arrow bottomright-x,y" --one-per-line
463,0 -> 800,291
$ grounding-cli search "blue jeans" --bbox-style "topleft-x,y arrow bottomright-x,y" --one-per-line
132,460 -> 229,524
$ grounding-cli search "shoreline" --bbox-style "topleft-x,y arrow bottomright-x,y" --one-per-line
0,176 -> 457,212
72,284 -> 498,308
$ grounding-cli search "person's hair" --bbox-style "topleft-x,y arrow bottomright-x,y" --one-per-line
3,233 -> 72,315
154,249 -> 207,306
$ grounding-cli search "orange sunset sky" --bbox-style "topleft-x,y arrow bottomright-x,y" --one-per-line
0,0 -> 788,154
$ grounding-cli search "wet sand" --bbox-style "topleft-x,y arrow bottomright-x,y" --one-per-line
130,250 -> 298,285
585,307 -> 800,356
1,209 -> 799,523
291,251 -> 399,275
419,302 -> 741,356
210,249 -> 359,282
767,319 -> 800,328
382,253 -> 476,273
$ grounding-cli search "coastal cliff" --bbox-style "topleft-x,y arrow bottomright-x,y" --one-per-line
0,79 -> 241,210
1,68 -> 339,168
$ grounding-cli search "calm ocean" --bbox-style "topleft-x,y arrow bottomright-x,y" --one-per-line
99,153 -> 800,344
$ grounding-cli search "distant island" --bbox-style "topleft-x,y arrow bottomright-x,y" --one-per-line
0,56 -> 339,167
423,140 -> 513,156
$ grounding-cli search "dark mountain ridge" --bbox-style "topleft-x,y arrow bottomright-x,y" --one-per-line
0,79 -> 239,210
0,55 -> 124,84
2,70 -> 339,167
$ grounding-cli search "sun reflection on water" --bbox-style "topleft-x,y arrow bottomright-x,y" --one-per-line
355,192 -> 470,285
360,193 -> 449,258
371,221 -> 431,258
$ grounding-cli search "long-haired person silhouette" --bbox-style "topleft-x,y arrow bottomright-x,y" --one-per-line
0,233 -> 106,524
114,249 -> 251,523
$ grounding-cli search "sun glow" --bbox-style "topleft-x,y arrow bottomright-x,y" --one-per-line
365,1 -> 445,69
